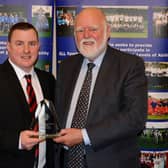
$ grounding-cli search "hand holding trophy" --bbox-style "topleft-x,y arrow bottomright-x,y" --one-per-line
30,99 -> 60,139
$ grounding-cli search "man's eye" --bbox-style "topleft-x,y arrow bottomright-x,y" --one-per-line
29,42 -> 38,46
30,42 -> 35,46
90,28 -> 98,32
15,42 -> 23,46
76,27 -> 98,33
76,29 -> 84,33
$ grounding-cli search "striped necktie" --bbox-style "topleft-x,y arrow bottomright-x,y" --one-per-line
25,74 -> 39,167
25,74 -> 37,115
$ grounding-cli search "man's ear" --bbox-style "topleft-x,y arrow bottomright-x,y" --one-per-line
107,23 -> 111,38
6,42 -> 10,51
37,42 -> 40,51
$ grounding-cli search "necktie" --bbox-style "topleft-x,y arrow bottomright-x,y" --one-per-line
25,75 -> 38,167
67,63 -> 95,168
25,75 -> 37,115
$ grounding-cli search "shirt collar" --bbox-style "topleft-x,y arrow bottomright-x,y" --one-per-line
8,58 -> 35,81
84,48 -> 106,68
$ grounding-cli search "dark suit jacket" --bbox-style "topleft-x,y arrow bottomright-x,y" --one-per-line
56,46 -> 148,168
0,60 -> 56,168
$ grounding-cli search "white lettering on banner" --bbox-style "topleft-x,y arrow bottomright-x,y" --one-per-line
39,51 -> 49,56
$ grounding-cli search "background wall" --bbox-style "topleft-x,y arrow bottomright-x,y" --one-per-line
0,0 -> 168,167
0,0 -> 54,72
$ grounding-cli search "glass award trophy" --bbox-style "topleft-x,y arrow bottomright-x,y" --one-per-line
30,99 -> 60,139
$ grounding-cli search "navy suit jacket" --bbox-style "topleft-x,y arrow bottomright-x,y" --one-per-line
0,60 -> 56,168
56,46 -> 147,168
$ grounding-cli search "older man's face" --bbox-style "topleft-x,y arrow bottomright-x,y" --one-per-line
74,9 -> 110,60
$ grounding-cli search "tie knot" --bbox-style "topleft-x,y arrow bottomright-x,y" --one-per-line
25,74 -> 32,83
87,63 -> 95,71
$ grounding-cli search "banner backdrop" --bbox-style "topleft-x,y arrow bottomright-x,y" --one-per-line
56,0 -> 168,167
0,0 -> 54,72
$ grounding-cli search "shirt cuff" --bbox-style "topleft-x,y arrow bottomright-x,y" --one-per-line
18,134 -> 23,149
81,128 -> 91,146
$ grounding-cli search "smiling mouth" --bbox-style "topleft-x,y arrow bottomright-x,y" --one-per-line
22,55 -> 31,59
83,41 -> 95,46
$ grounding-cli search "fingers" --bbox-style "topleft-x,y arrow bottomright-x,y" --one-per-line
20,130 -> 45,150
53,128 -> 83,147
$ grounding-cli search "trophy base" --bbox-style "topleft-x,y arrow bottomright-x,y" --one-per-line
31,133 -> 60,139
40,133 -> 60,139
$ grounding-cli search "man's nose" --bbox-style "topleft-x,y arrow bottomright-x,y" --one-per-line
83,29 -> 90,38
23,44 -> 30,53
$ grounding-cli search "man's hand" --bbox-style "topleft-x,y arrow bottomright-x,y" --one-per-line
20,130 -> 44,150
53,128 -> 83,147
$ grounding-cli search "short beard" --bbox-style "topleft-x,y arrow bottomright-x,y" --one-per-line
76,31 -> 107,60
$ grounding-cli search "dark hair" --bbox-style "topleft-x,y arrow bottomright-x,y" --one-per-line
8,22 -> 39,42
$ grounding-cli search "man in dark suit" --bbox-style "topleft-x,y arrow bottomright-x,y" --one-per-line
0,22 -> 55,168
54,8 -> 147,168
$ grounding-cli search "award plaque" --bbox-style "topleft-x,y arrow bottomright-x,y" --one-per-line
30,99 -> 60,139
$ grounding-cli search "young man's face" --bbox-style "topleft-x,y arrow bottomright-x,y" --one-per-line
7,29 -> 40,72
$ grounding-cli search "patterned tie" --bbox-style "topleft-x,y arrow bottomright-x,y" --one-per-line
67,63 -> 95,168
25,75 -> 38,168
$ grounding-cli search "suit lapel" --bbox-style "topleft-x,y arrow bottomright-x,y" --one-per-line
62,55 -> 83,127
86,47 -> 118,123
2,60 -> 31,127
